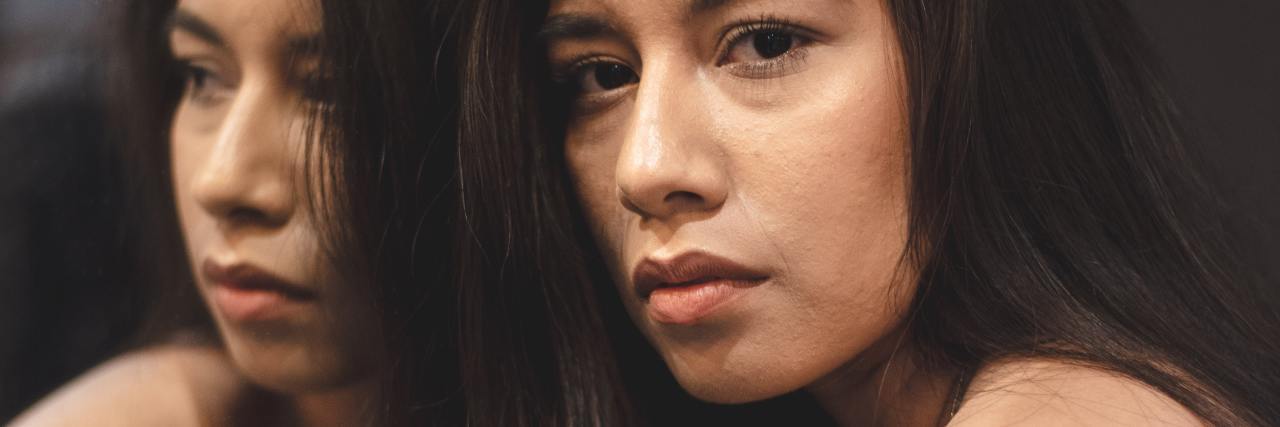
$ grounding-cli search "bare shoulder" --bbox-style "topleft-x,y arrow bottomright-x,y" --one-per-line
9,345 -> 243,427
949,359 -> 1204,426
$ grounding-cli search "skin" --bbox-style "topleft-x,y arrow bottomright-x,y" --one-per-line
13,0 -> 377,425
167,0 -> 380,395
548,0 -> 915,406
544,0 -> 1203,425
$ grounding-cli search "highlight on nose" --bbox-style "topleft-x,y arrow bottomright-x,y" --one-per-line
615,164 -> 727,220
191,159 -> 294,228
606,54 -> 733,221
612,113 -> 728,220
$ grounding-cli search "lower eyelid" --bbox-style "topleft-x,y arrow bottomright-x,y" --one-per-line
184,80 -> 234,106
723,46 -> 811,79
572,85 -> 633,115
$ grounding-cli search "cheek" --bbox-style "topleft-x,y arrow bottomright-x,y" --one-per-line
736,50 -> 913,344
664,59 -> 914,401
777,91 -> 908,280
565,124 -> 628,267
169,105 -> 218,257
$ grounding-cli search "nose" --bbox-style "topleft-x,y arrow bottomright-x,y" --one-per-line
615,63 -> 729,220
190,85 -> 295,228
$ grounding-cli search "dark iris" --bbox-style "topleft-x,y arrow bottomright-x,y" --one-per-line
593,63 -> 637,90
185,66 -> 209,89
752,32 -> 793,59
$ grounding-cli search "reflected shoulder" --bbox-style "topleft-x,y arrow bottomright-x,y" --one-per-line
9,345 -> 241,427
948,359 -> 1204,427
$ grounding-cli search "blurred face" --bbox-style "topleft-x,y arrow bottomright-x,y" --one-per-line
168,0 -> 379,392
546,0 -> 913,403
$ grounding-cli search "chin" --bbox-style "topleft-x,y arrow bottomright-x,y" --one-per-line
222,332 -> 368,393
664,354 -> 813,405
674,373 -> 801,404
683,384 -> 780,404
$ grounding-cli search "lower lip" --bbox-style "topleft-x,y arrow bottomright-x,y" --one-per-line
646,279 -> 761,325
210,285 -> 307,322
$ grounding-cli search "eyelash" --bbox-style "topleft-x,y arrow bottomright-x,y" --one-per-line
177,61 -> 227,106
551,16 -> 813,105
549,54 -> 633,112
176,61 -> 331,107
716,17 -> 811,78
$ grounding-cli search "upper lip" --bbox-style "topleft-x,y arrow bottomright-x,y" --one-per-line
632,251 -> 768,299
201,259 -> 315,299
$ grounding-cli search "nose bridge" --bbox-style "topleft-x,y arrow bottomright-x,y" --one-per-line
615,57 -> 727,219
192,82 -> 294,224
621,66 -> 682,183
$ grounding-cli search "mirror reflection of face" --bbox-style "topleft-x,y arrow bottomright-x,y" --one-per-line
545,0 -> 914,403
168,0 -> 379,393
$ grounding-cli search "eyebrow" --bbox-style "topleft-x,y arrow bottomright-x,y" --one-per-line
540,0 -> 741,40
538,13 -> 621,40
167,9 -> 225,47
688,0 -> 737,15
168,10 -> 321,63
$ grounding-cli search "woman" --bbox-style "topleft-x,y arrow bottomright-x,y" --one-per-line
14,0 -> 463,425
460,0 -> 1280,425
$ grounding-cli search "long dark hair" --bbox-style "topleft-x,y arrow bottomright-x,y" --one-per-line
110,0 -> 464,424
890,0 -> 1279,425
450,0 -> 834,425
450,0 -> 636,424
110,0 -> 203,343
456,0 -> 1280,425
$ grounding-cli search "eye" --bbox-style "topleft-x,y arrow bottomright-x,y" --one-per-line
728,31 -> 796,62
178,62 -> 231,106
183,63 -> 211,91
571,60 -> 639,95
718,19 -> 813,78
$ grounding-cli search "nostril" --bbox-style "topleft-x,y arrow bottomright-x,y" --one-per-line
226,206 -> 271,225
620,188 -> 716,219
621,196 -> 644,216
663,190 -> 704,205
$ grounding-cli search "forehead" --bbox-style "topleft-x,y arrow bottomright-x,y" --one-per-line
549,0 -> 735,13
173,0 -> 320,45
547,0 -> 710,23
544,0 -> 739,44
545,0 -> 860,36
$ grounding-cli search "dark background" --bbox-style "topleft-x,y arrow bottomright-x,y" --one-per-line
1,0 -> 136,422
1131,0 -> 1280,288
1,0 -> 1277,422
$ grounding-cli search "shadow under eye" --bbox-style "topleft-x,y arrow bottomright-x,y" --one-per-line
721,34 -> 812,79
548,62 -> 638,116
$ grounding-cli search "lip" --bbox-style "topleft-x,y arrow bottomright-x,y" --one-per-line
632,251 -> 768,325
201,259 -> 315,323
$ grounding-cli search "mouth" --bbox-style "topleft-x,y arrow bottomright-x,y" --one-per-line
632,251 -> 768,325
201,259 -> 316,322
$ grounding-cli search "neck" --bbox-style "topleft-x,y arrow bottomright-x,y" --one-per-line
290,377 -> 381,427
805,329 -> 956,427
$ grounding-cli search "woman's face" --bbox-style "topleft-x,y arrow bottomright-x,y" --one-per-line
546,0 -> 914,403
168,0 -> 379,392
